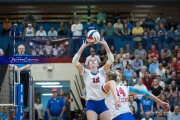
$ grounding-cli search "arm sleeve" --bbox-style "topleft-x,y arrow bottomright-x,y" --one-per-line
129,87 -> 150,97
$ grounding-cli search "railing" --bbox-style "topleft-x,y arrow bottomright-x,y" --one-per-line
0,35 -> 179,58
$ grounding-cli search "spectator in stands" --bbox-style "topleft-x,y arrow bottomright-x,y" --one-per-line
167,26 -> 176,47
85,47 -> 101,68
174,92 -> 180,107
67,21 -> 73,36
47,88 -> 65,120
150,79 -> 163,98
124,44 -> 134,58
149,57 -> 159,76
134,43 -> 147,65
111,57 -> 123,72
132,22 -> 144,48
98,45 -> 106,61
151,30 -> 161,51
52,44 -> 60,58
116,72 -> 127,85
159,52 -> 170,69
170,57 -> 179,72
112,10 -> 120,23
48,27 -> 58,37
154,109 -> 166,120
122,53 -> 132,69
134,78 -> 148,101
22,12 -> 36,28
0,106 -> 8,120
156,64 -> 166,80
24,23 -> 36,36
174,24 -> 180,36
157,94 -> 169,110
128,72 -> 138,86
142,31 -> 149,50
9,23 -> 21,36
101,22 -> 121,47
161,45 -> 172,62
113,18 -> 123,34
167,105 -> 180,120
0,48 -> 4,56
143,71 -> 153,90
71,18 -> 83,55
59,89 -> 68,120
36,26 -> 47,36
168,71 -> 178,84
128,95 -> 138,113
116,47 -> 125,62
2,18 -> 11,36
148,44 -> 158,65
129,106 -> 138,120
165,84 -> 177,111
121,23 -> 131,41
110,45 -> 117,55
132,55 -> 143,76
145,14 -> 154,30
172,45 -> 179,58
156,13 -> 166,25
157,75 -> 165,90
58,22 -> 67,35
123,18 -> 133,30
97,9 -> 106,26
128,12 -> 134,24
141,112 -> 153,120
166,17 -> 176,30
176,75 -> 180,91
123,64 -> 134,81
139,66 -> 147,78
44,40 -> 52,58
34,98 -> 44,120
140,97 -> 154,118
84,19 -> 97,35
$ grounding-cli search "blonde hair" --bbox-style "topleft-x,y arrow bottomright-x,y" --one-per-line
106,70 -> 117,81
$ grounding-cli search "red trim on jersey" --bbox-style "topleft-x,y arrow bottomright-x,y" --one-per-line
101,85 -> 107,94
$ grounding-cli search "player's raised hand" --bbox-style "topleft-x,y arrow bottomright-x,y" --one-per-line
98,37 -> 108,46
81,40 -> 90,48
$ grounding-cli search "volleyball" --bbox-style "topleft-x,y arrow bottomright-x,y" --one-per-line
86,30 -> 101,44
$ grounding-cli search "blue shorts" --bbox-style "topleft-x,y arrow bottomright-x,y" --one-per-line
113,113 -> 135,120
86,99 -> 109,115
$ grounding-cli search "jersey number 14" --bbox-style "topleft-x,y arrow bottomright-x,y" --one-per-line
93,77 -> 100,83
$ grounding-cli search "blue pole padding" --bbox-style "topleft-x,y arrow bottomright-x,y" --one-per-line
15,84 -> 24,120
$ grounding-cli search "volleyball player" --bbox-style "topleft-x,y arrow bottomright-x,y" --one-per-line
72,38 -> 114,120
101,70 -> 170,120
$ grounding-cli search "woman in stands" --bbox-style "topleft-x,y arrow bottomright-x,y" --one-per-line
101,70 -> 170,120
72,38 -> 114,120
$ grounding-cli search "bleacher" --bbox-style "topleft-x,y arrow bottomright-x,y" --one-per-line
0,4 -> 179,23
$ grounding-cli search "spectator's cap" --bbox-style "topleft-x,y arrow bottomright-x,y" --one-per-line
90,48 -> 95,52
28,23 -> 32,26
52,88 -> 57,93
138,43 -> 142,46
14,23 -> 17,26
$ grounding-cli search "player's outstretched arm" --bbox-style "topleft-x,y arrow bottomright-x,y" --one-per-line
98,38 -> 114,72
129,87 -> 170,111
102,80 -> 120,109
72,40 -> 90,73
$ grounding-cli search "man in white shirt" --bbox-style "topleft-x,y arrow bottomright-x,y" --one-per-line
167,105 -> 180,120
134,78 -> 147,100
156,63 -> 166,79
0,48 -> 4,56
85,47 -> 101,68
48,27 -> 57,37
71,18 -> 83,56
36,26 -> 47,36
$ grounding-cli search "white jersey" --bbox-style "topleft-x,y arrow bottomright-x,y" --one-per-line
25,27 -> 34,36
103,85 -> 131,119
82,67 -> 106,100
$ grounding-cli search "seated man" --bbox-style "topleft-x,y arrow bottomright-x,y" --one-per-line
0,106 -> 8,120
22,12 -> 36,28
167,105 -> 180,120
24,23 -> 36,36
9,23 -> 21,36
0,48 -> 4,56
2,18 -> 11,36
85,47 -> 101,68
97,10 -> 106,26
48,27 -> 58,37
36,26 -> 47,36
